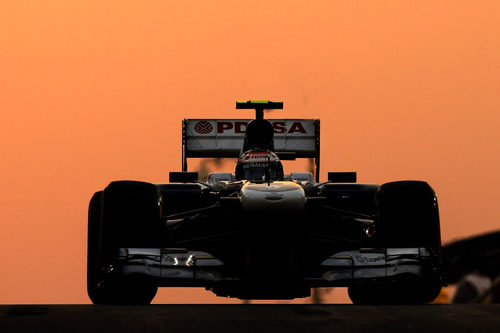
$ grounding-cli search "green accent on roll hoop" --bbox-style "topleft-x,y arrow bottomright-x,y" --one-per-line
236,100 -> 283,109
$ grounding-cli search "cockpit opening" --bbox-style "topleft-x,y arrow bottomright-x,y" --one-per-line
235,150 -> 284,182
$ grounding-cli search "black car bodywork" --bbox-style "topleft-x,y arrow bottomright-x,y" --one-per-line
87,101 -> 443,304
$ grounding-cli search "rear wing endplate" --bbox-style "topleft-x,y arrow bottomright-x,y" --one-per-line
182,119 -> 321,182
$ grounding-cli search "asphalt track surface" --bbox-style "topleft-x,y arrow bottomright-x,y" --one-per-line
2,304 -> 500,332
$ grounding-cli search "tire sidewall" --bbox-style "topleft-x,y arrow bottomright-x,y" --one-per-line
87,181 -> 162,304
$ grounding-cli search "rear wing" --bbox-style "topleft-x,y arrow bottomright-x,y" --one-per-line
182,119 -> 321,182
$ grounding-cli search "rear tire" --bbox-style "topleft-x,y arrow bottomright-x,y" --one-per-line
87,181 -> 162,304
348,181 -> 442,304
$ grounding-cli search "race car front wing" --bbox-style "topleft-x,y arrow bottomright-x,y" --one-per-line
107,247 -> 440,289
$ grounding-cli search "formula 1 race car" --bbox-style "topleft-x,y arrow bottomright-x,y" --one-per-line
87,100 -> 443,304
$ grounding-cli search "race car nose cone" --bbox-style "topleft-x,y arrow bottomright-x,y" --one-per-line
239,181 -> 306,212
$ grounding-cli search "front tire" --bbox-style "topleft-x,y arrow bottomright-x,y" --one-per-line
375,181 -> 441,249
87,181 -> 162,304
348,181 -> 442,304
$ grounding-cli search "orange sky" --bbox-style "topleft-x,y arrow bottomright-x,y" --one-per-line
0,1 -> 499,304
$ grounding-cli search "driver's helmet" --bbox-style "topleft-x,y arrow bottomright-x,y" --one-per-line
235,150 -> 284,181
